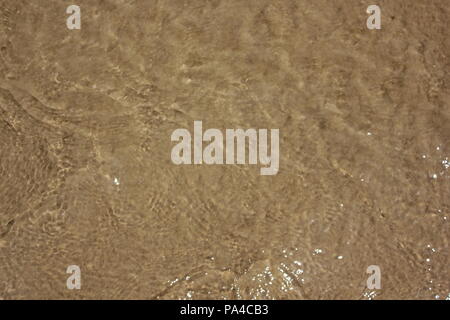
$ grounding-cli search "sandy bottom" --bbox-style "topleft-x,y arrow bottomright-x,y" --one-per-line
0,0 -> 449,299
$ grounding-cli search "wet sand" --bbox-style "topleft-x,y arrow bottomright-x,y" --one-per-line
0,0 -> 449,299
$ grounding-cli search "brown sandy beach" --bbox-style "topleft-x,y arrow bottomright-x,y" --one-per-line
0,0 -> 449,299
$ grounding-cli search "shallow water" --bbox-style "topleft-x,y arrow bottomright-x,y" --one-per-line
0,0 -> 449,299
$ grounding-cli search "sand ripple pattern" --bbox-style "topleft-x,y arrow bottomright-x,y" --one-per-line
0,0 -> 449,299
